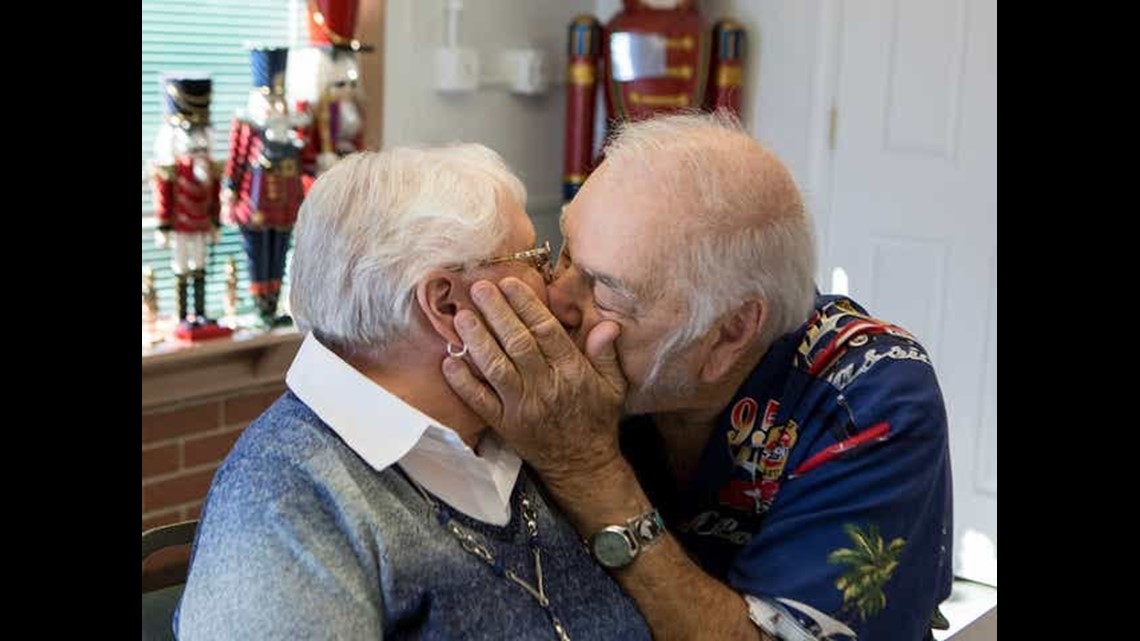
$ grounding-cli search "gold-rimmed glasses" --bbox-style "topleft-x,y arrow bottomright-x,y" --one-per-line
458,241 -> 554,284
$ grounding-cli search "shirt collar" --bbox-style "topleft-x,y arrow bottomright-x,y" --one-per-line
285,332 -> 521,525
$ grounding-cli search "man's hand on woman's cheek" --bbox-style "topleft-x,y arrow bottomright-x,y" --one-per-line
442,278 -> 629,483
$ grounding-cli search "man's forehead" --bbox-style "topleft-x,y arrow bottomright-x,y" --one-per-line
563,168 -> 671,244
560,192 -> 662,304
564,172 -> 642,232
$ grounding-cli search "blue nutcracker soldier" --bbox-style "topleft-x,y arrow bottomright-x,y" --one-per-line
220,46 -> 307,328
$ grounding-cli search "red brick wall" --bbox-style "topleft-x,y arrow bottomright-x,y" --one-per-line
141,384 -> 286,531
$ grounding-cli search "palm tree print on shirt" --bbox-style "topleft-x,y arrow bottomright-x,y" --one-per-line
827,523 -> 906,622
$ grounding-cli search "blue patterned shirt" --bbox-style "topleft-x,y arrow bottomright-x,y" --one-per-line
622,294 -> 953,640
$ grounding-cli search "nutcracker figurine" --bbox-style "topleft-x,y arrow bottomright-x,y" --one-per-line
142,266 -> 159,343
150,73 -> 234,341
563,0 -> 745,201
288,0 -> 372,189
221,46 -> 306,328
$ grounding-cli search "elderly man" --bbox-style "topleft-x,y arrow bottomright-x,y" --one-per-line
444,113 -> 953,640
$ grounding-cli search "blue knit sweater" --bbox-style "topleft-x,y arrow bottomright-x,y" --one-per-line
175,391 -> 651,640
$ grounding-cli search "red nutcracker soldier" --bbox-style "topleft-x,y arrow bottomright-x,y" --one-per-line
288,0 -> 373,190
221,47 -> 306,328
563,0 -> 745,201
150,74 -> 234,341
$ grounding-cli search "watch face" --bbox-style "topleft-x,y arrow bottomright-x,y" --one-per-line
591,528 -> 634,569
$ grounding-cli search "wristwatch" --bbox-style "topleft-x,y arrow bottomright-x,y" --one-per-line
588,508 -> 666,569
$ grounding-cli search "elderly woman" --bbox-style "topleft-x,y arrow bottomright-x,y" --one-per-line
175,145 -> 650,639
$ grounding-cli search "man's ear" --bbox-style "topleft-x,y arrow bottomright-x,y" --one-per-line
699,299 -> 765,384
414,270 -> 467,347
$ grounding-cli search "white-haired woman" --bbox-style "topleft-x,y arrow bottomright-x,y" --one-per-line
175,144 -> 651,640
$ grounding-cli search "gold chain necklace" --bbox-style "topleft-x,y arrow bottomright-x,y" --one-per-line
407,477 -> 571,641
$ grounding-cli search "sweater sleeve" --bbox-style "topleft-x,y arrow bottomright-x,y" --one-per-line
175,454 -> 384,639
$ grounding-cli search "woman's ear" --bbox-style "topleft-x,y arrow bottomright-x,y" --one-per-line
415,270 -> 467,346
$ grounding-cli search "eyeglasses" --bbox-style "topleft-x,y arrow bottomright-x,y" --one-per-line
459,241 -> 555,284
482,240 -> 554,284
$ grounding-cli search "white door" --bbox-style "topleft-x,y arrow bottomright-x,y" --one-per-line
823,0 -> 996,585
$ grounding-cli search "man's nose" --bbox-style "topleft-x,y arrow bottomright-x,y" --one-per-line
547,272 -> 582,332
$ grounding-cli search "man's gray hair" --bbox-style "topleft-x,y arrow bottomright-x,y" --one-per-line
602,111 -> 817,383
289,144 -> 527,350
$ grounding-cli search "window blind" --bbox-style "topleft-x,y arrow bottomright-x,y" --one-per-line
142,0 -> 305,320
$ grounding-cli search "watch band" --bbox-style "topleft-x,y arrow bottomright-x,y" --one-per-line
588,507 -> 666,569
626,507 -> 666,551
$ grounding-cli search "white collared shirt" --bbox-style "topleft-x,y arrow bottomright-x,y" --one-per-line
286,332 -> 521,525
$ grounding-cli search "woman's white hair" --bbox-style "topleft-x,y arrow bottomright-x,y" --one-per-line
289,144 -> 526,351
602,111 -> 818,384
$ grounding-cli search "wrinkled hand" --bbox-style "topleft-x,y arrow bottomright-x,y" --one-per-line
443,278 -> 628,485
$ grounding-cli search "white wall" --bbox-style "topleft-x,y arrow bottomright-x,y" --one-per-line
383,0 -> 595,243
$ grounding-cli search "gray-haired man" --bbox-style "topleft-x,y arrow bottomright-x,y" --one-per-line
446,112 -> 954,641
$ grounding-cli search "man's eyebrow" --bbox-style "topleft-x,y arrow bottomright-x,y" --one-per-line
579,264 -> 638,304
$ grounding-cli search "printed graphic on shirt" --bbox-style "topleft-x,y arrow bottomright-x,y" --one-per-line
675,508 -> 754,545
724,397 -> 779,472
719,397 -> 798,515
795,298 -> 918,384
789,422 -> 891,479
824,343 -> 932,391
828,523 -> 907,624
